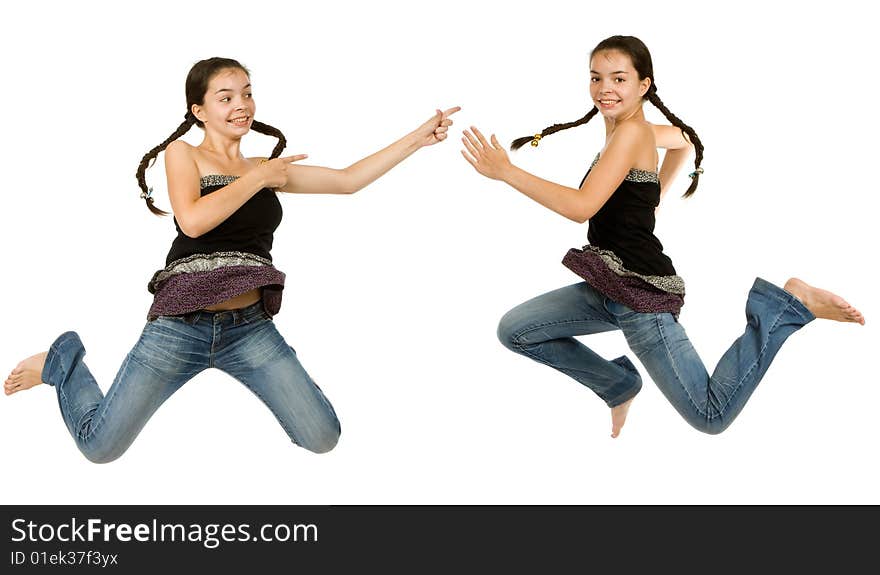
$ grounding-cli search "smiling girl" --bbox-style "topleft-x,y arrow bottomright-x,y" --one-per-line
5,57 -> 459,462
461,36 -> 864,438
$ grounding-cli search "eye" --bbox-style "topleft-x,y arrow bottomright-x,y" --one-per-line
220,97 -> 230,102
614,77 -> 625,83
244,93 -> 253,98
590,77 -> 599,82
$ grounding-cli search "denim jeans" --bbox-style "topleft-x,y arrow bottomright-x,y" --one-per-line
41,300 -> 340,463
497,278 -> 815,434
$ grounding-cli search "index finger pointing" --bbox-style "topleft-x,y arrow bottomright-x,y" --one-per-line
281,154 -> 309,163
442,106 -> 462,119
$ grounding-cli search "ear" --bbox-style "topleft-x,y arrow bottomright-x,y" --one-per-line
191,103 -> 206,123
640,76 -> 652,98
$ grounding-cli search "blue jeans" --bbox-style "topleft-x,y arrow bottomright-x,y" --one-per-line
497,278 -> 815,434
41,300 -> 340,463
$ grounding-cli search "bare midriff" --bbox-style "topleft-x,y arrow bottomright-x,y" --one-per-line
202,287 -> 262,311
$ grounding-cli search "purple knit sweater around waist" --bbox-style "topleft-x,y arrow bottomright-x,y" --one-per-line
562,245 -> 685,317
146,251 -> 285,321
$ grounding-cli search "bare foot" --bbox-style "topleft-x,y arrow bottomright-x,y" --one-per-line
610,397 -> 634,438
4,352 -> 49,396
783,278 -> 865,325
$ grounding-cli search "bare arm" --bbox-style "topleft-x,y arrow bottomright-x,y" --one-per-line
279,107 -> 460,195
657,147 -> 693,201
461,123 -> 646,223
278,132 -> 421,195
651,124 -> 691,150
165,141 -> 302,238
650,124 -> 694,201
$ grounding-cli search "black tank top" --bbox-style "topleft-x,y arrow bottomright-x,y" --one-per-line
580,159 -> 676,276
165,175 -> 283,266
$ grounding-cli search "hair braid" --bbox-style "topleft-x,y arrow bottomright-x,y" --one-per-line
250,120 -> 287,159
510,107 -> 599,151
135,112 -> 196,216
647,88 -> 704,197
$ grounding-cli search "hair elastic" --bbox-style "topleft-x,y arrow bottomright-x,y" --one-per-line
530,133 -> 543,147
688,167 -> 704,179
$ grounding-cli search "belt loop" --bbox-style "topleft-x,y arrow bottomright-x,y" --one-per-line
232,308 -> 244,326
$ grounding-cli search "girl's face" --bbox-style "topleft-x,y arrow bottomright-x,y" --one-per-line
589,50 -> 651,120
191,67 -> 256,137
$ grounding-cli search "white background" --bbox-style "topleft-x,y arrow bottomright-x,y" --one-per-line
1,0 -> 877,504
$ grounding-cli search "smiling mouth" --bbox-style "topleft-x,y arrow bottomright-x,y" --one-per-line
227,116 -> 250,126
598,99 -> 620,106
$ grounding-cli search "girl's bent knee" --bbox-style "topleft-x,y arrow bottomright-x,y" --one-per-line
78,438 -> 129,464
81,447 -> 126,464
691,418 -> 730,436
496,315 -> 521,351
301,425 -> 340,455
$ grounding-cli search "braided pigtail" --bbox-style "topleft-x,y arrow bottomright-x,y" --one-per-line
135,111 -> 197,216
646,87 -> 704,197
510,107 -> 600,151
250,120 -> 287,159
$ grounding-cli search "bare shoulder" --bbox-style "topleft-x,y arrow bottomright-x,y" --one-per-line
166,139 -> 194,157
607,122 -> 655,156
604,122 -> 657,172
613,121 -> 654,142
164,140 -> 199,189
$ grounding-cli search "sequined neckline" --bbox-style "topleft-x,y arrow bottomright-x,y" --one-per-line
200,174 -> 241,189
590,153 -> 659,184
